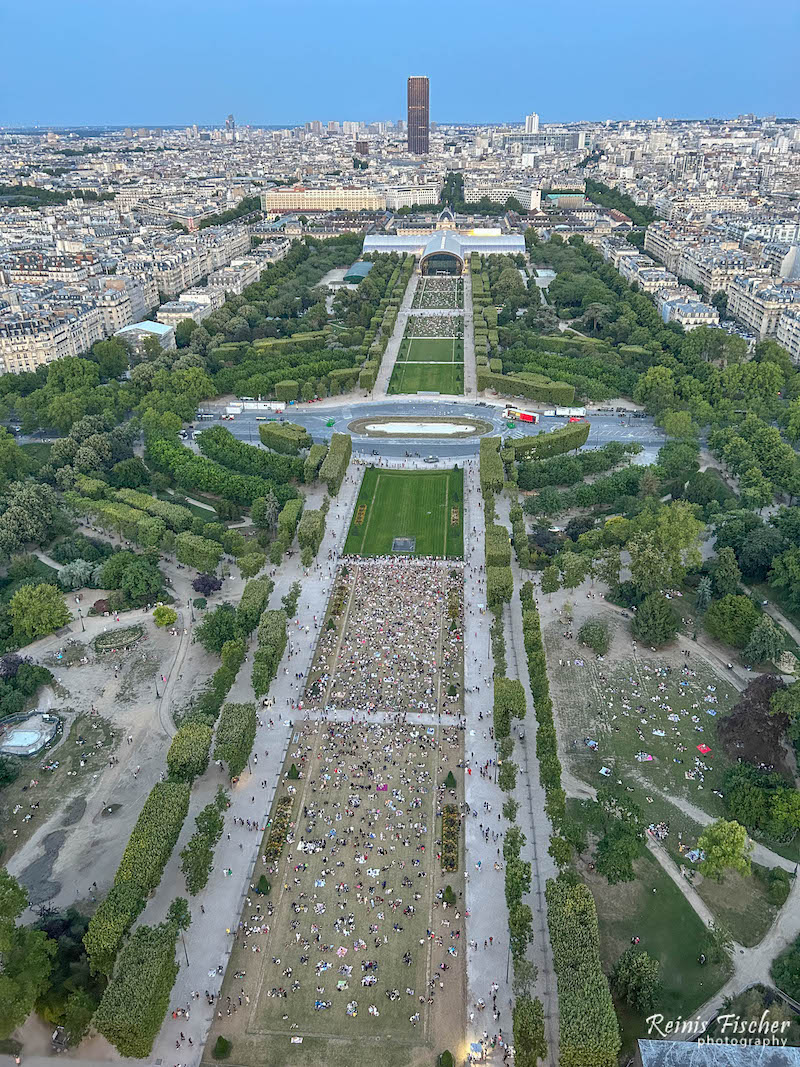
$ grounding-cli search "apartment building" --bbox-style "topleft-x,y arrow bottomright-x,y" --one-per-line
661,299 -> 719,330
261,186 -> 387,213
0,251 -> 101,286
727,276 -> 800,339
156,299 -> 214,327
384,186 -> 441,211
676,247 -> 763,297
463,181 -> 542,211
617,254 -> 678,293
776,309 -> 800,363
0,302 -> 104,374
206,257 -> 262,295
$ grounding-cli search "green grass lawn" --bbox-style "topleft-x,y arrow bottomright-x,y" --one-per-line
344,468 -> 463,558
397,337 -> 462,363
584,848 -> 732,1059
388,361 -> 464,395
157,490 -> 218,521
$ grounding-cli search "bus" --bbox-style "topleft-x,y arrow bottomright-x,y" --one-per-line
195,412 -> 215,420
503,406 -> 539,424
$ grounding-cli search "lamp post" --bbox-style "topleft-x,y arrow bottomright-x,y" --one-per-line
78,608 -> 85,633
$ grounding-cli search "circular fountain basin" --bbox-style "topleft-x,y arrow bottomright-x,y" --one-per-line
348,416 -> 492,438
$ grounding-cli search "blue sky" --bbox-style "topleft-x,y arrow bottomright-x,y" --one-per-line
2,0 -> 798,127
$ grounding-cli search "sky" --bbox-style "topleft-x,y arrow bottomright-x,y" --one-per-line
2,0 -> 799,128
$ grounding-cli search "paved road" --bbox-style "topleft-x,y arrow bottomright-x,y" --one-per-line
198,401 -> 665,461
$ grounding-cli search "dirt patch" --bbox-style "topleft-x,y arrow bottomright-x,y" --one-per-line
717,675 -> 790,776
61,796 -> 86,826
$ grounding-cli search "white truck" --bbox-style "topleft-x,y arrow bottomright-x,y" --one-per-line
555,406 -> 587,418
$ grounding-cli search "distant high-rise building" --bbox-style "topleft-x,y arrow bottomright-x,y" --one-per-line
525,112 -> 539,134
327,121 -> 340,133
407,76 -> 429,155
225,113 -> 235,131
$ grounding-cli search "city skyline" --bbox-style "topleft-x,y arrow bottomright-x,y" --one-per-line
2,0 -> 798,127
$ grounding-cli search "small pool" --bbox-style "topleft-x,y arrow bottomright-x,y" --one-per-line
7,729 -> 41,747
362,421 -> 475,435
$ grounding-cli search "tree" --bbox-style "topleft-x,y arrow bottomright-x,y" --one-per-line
698,819 -> 753,881
560,552 -> 588,591
695,575 -> 712,614
192,573 -> 223,597
632,593 -> 678,647
704,595 -> 760,649
744,615 -> 784,665
167,722 -> 212,780
578,619 -> 610,655
196,602 -> 238,654
153,605 -> 177,628
541,565 -> 560,597
611,947 -> 662,1013
251,491 -> 279,530
110,457 -> 150,489
0,869 -> 57,1039
711,547 -> 742,597
769,548 -> 800,613
237,552 -> 266,578
513,996 -> 547,1067
740,466 -> 773,512
596,824 -> 640,884
771,683 -> 800,742
9,583 -> 70,643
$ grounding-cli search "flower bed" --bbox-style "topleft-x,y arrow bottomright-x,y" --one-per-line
441,804 -> 460,872
263,795 -> 294,865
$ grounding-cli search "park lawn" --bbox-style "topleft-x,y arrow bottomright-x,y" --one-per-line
344,468 -> 463,558
613,790 -> 784,945
397,338 -> 461,363
583,847 -> 732,1060
203,722 -> 464,1067
0,557 -> 61,604
545,629 -> 737,818
0,713 -> 118,862
388,361 -> 464,395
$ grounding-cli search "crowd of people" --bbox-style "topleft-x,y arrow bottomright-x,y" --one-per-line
304,559 -> 465,719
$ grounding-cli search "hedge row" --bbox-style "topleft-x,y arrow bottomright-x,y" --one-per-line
487,565 -> 513,609
237,576 -> 274,636
276,497 -> 304,552
84,781 -> 191,975
486,523 -> 512,568
115,489 -> 194,531
441,804 -> 460,872
304,443 -> 328,483
264,795 -> 294,865
181,639 -> 245,729
146,438 -> 298,507
93,918 -> 181,1057
519,581 -> 564,825
257,421 -> 313,455
479,437 -> 504,496
511,420 -> 590,461
198,426 -> 304,482
319,433 -> 352,496
509,503 -> 530,568
252,608 -> 288,696
176,531 -> 223,573
298,502 -> 327,567
477,370 -> 575,405
180,789 -> 228,895
214,702 -> 257,778
545,878 -> 621,1067
166,721 -> 212,781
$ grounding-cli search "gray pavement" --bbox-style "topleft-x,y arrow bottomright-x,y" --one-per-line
373,271 -> 418,395
145,471 -> 365,1067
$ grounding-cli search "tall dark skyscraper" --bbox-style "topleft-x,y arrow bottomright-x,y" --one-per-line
407,76 -> 429,155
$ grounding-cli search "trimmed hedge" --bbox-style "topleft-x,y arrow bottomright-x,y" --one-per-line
252,609 -> 288,696
319,433 -> 351,496
214,702 -> 257,778
298,505 -> 327,567
166,721 -> 212,781
303,443 -> 328,483
115,489 -> 194,531
478,370 -> 575,405
487,565 -> 513,608
257,421 -> 313,455
84,781 -> 191,974
546,878 -> 621,1067
479,437 -> 504,496
486,523 -> 512,568
236,576 -> 274,636
512,420 -> 590,461
93,919 -> 181,1057
176,531 -> 223,572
